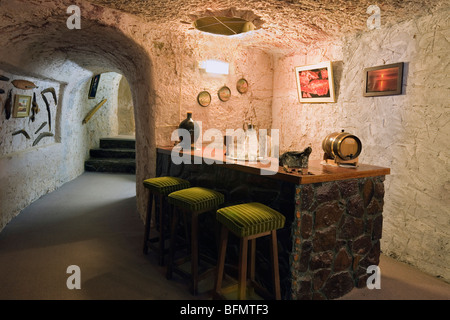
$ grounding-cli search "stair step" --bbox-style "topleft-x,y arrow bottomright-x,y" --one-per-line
84,158 -> 136,174
90,148 -> 136,159
100,136 -> 136,149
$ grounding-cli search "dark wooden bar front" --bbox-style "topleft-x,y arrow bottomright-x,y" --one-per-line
156,146 -> 390,299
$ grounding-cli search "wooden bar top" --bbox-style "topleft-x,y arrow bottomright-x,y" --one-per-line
157,146 -> 390,185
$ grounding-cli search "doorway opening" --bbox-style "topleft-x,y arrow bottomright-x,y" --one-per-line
82,72 -> 136,174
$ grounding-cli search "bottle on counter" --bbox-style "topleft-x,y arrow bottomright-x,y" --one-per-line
178,111 -> 199,149
247,124 -> 258,162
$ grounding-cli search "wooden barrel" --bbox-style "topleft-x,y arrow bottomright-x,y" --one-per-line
322,131 -> 362,161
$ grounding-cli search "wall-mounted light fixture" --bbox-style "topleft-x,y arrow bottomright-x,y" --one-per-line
199,59 -> 229,75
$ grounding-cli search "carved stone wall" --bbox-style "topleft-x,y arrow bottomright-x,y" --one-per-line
272,8 -> 450,282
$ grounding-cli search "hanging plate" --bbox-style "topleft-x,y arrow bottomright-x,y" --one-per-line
236,78 -> 248,94
197,90 -> 211,107
218,86 -> 231,102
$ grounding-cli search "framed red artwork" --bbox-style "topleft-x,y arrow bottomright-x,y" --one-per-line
295,61 -> 335,103
363,62 -> 403,97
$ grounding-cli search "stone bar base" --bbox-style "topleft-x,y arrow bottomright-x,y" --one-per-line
291,177 -> 385,299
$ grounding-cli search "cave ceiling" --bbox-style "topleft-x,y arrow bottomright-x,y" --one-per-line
86,0 -> 445,52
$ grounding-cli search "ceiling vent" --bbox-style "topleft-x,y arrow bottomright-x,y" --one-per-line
193,16 -> 256,36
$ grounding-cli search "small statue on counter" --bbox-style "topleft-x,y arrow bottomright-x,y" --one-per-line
279,146 -> 312,174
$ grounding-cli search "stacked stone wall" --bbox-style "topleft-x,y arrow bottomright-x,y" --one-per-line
291,176 -> 385,299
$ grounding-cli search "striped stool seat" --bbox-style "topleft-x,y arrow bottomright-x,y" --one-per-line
167,187 -> 225,212
143,176 -> 190,195
166,187 -> 225,295
216,202 -> 285,238
143,176 -> 190,266
214,203 -> 285,300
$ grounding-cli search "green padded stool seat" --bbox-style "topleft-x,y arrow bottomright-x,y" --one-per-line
143,176 -> 190,195
167,187 -> 225,212
166,187 -> 225,295
143,176 -> 190,266
214,202 -> 285,300
216,202 -> 285,238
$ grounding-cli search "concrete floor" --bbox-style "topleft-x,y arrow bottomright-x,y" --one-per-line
0,172 -> 448,301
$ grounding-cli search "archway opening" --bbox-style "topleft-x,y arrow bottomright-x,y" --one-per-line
0,5 -> 155,230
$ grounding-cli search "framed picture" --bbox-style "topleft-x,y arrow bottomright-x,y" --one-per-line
295,61 -> 335,103
88,74 -> 101,99
218,86 -> 231,102
236,78 -> 248,94
13,94 -> 32,118
363,62 -> 403,97
197,90 -> 211,107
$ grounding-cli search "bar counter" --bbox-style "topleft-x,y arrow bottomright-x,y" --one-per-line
156,146 -> 390,300
157,145 -> 390,184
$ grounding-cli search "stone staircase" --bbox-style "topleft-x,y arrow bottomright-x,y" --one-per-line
84,136 -> 136,173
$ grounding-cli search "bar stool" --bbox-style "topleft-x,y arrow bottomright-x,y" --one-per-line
142,176 -> 190,265
214,202 -> 285,300
166,187 -> 225,295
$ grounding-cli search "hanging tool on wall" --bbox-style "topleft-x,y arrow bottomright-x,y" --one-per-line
41,93 -> 51,131
30,92 -> 39,122
12,79 -> 38,90
41,87 -> 57,132
35,122 -> 47,135
0,75 -> 9,82
33,132 -> 54,147
41,87 -> 57,105
4,89 -> 12,120
82,98 -> 107,124
12,129 -> 31,139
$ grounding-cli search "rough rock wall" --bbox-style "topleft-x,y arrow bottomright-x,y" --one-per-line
272,9 -> 450,281
81,71 -> 121,152
117,76 -> 135,135
153,32 -> 273,147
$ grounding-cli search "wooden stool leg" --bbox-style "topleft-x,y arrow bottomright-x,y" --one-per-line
166,206 -> 178,280
190,211 -> 199,295
143,192 -> 153,254
270,230 -> 281,300
248,238 -> 256,297
157,194 -> 165,266
214,225 -> 229,298
238,237 -> 249,300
